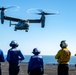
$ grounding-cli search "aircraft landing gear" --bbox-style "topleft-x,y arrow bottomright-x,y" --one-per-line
25,29 -> 28,32
14,28 -> 17,31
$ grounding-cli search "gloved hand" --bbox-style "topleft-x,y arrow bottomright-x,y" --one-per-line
27,70 -> 30,74
42,69 -> 44,74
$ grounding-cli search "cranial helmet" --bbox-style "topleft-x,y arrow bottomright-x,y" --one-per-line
10,40 -> 19,47
32,48 -> 40,55
60,40 -> 68,48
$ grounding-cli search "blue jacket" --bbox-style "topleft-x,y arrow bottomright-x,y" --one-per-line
6,48 -> 24,65
28,55 -> 44,71
0,49 -> 5,62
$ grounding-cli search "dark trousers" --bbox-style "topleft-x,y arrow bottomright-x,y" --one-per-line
29,68 -> 43,75
0,66 -> 1,75
58,64 -> 69,75
9,64 -> 20,75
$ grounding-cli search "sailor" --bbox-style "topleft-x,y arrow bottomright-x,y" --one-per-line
0,47 -> 5,75
55,40 -> 71,75
28,48 -> 44,75
6,40 -> 24,75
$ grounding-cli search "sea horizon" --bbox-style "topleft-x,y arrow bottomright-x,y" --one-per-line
4,55 -> 76,65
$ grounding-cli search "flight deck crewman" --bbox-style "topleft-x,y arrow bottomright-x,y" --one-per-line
6,40 -> 24,75
28,48 -> 44,75
55,40 -> 71,75
0,48 -> 5,75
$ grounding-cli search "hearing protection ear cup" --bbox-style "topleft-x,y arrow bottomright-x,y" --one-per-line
60,44 -> 62,48
9,40 -> 19,47
60,42 -> 68,48
10,43 -> 18,47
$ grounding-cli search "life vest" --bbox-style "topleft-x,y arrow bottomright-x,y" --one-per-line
58,49 -> 71,64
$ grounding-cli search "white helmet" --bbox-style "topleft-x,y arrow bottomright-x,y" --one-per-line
10,40 -> 19,47
60,40 -> 68,48
32,48 -> 40,54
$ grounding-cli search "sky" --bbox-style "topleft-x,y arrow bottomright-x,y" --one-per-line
0,0 -> 76,56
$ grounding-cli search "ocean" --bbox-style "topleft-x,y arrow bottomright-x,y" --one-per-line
22,55 -> 76,65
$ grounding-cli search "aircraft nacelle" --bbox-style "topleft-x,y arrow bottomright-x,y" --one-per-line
1,9 -> 4,24
40,15 -> 45,28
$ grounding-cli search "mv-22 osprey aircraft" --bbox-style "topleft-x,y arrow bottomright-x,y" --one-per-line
0,6 -> 58,32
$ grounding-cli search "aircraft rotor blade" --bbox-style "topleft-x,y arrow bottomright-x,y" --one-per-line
37,9 -> 44,13
35,9 -> 58,15
0,7 -> 6,10
35,12 -> 57,15
44,12 -> 58,15
0,6 -> 20,11
27,8 -> 59,15
6,6 -> 16,9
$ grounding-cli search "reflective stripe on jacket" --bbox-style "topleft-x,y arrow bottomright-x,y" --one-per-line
6,48 -> 24,65
28,55 -> 44,71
